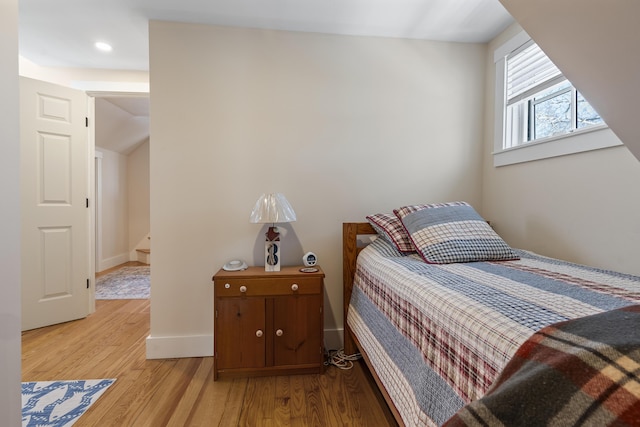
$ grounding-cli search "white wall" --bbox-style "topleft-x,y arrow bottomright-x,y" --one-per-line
0,0 -> 22,423
482,23 -> 640,275
97,148 -> 130,271
96,142 -> 151,271
128,139 -> 151,253
148,21 -> 487,357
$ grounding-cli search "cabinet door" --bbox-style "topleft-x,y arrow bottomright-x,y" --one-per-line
216,297 -> 265,369
272,294 -> 323,366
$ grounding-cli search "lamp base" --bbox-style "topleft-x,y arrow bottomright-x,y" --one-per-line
265,226 -> 281,272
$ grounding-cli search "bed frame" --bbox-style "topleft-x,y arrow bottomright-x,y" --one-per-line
342,222 -> 404,426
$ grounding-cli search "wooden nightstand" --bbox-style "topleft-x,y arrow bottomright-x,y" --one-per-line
212,266 -> 325,380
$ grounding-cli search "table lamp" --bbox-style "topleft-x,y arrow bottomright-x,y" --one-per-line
249,193 -> 296,271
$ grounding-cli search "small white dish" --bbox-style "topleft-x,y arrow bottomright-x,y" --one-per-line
223,260 -> 248,271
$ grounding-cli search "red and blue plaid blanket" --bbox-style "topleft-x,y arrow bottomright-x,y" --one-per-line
445,305 -> 640,426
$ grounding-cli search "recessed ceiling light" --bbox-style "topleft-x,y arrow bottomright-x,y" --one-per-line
95,42 -> 113,52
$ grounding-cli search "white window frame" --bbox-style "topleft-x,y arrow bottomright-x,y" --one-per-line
493,31 -> 620,167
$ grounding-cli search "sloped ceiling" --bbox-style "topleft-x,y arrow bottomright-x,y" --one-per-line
499,0 -> 640,162
95,97 -> 149,154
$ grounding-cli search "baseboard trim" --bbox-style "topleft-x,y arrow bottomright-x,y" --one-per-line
99,253 -> 129,273
146,334 -> 213,359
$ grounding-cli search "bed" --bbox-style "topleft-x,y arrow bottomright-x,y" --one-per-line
343,203 -> 640,427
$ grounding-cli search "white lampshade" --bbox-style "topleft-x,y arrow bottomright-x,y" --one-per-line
249,193 -> 297,224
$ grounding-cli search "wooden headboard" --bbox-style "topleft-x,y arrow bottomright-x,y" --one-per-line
342,222 -> 376,355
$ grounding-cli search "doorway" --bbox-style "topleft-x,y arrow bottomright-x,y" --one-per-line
92,95 -> 150,274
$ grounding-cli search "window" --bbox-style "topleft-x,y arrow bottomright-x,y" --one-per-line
493,32 -> 617,166
505,40 -> 604,148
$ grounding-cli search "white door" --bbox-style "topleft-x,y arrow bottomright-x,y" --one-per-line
21,77 -> 91,331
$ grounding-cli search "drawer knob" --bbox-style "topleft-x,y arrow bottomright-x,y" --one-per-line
256,330 -> 263,337
224,283 -> 230,289
275,329 -> 284,337
291,284 -> 299,291
239,285 -> 247,293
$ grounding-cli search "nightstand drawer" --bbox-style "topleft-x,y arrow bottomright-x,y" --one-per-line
214,277 -> 321,297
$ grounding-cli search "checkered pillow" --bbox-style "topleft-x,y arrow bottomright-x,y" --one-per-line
366,213 -> 415,253
394,202 -> 519,264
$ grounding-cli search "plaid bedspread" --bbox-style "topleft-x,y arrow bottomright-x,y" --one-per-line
444,304 -> 640,426
347,238 -> 640,426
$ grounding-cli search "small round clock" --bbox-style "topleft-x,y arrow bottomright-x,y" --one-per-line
303,252 -> 317,267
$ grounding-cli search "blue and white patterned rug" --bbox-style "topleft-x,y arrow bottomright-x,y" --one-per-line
22,379 -> 115,427
96,266 -> 150,299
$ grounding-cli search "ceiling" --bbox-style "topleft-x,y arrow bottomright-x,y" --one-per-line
103,97 -> 150,117
19,0 -> 514,72
20,0 -> 513,154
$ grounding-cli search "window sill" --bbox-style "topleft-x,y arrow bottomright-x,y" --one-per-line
493,125 -> 621,167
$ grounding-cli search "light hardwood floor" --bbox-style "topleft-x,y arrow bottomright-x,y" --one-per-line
22,287 -> 396,426
96,260 -> 149,277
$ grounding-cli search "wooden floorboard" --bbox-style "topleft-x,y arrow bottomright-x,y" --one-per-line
22,292 -> 397,426
96,261 -> 148,277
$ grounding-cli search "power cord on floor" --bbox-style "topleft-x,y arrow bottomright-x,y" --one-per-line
324,349 -> 362,370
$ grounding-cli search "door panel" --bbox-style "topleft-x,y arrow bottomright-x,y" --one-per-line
41,227 -> 72,297
21,77 -> 90,331
273,294 -> 323,366
40,132 -> 72,203
216,297 -> 266,369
